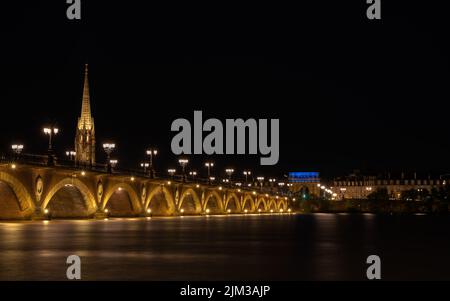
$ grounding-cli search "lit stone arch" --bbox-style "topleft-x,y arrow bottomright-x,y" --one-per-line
277,199 -> 288,210
225,192 -> 242,213
203,190 -> 224,213
255,197 -> 267,211
242,194 -> 256,212
102,182 -> 142,213
0,171 -> 35,216
41,177 -> 97,215
145,185 -> 176,215
178,188 -> 202,213
267,199 -> 277,211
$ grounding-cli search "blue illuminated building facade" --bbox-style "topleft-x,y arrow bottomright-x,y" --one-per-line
288,172 -> 320,183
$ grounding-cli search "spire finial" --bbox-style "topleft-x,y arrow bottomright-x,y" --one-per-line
79,64 -> 92,129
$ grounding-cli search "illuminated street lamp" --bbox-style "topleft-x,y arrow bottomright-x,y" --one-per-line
243,170 -> 252,184
225,168 -> 234,186
43,127 -> 59,151
178,158 -> 189,182
146,148 -> 158,178
269,178 -> 276,189
257,176 -> 265,190
167,168 -> 176,179
103,143 -> 116,173
189,171 -> 197,180
11,144 -> 24,155
110,159 -> 118,170
11,144 -> 24,161
205,162 -> 214,184
43,127 -> 59,166
140,162 -> 150,173
65,150 -> 76,161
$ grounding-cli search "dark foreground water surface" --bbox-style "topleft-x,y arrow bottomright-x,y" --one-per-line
1,213 -> 450,280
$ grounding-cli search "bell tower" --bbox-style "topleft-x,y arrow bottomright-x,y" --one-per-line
75,64 -> 96,165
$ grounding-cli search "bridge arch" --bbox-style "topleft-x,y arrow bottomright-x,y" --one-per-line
277,199 -> 288,211
203,190 -> 224,214
0,171 -> 35,219
102,183 -> 142,216
178,188 -> 202,214
225,192 -> 242,213
267,199 -> 277,211
242,195 -> 256,212
255,197 -> 267,212
145,185 -> 176,215
42,177 -> 97,218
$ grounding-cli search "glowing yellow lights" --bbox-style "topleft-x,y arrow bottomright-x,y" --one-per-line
237,189 -> 241,192
265,194 -> 269,197
81,171 -> 86,176
167,181 -> 171,185
284,197 -> 288,200
219,186 -> 223,190
205,208 -> 210,214
292,198 -> 296,201
288,208 -> 292,213
252,191 -> 256,195
196,184 -> 200,188
244,209 -> 248,213
279,208 -> 284,213
104,209 -> 109,213
258,209 -> 262,213
227,209 -> 231,213
44,209 -> 49,214
131,177 -> 135,181
270,209 -> 274,213
180,208 -> 185,214
118,187 -> 122,191
147,209 -> 151,214
11,164 -> 17,169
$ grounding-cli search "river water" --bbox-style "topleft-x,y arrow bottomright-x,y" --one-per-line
0,213 -> 449,280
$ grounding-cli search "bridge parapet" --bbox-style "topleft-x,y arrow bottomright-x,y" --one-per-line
0,162 -> 291,220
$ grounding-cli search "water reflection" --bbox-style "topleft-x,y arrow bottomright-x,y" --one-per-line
0,214 -> 449,280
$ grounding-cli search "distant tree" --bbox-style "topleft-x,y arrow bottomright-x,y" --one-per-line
367,188 -> 390,213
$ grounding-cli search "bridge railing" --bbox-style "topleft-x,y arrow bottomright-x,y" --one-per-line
0,152 -> 289,196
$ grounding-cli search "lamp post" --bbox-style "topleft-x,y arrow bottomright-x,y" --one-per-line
109,159 -> 118,171
257,176 -> 265,191
168,168 -> 176,179
43,127 -> 59,166
66,150 -> 76,161
140,162 -> 149,173
146,148 -> 158,178
243,170 -> 251,185
225,168 -> 234,186
178,158 -> 189,182
205,162 -> 214,184
11,144 -> 24,161
103,143 -> 115,173
278,182 -> 285,195
189,171 -> 197,181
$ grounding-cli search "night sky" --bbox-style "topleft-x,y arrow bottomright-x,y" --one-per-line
1,1 -> 449,179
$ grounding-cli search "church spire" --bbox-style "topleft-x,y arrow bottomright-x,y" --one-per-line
75,64 -> 96,165
80,64 -> 92,129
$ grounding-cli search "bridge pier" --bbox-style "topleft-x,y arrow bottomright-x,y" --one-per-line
93,211 -> 109,219
31,207 -> 48,220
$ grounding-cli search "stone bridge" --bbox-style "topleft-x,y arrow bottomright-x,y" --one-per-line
0,162 -> 290,220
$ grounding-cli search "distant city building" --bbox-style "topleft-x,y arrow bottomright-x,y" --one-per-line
331,172 -> 445,200
75,64 -> 96,165
288,172 -> 321,198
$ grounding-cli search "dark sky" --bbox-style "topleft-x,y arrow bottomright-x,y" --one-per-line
1,1 -> 449,179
